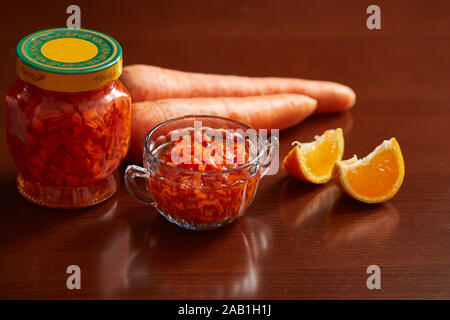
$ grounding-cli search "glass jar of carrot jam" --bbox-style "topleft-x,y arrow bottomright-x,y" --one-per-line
5,28 -> 131,209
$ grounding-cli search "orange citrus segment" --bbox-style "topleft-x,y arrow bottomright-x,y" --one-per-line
334,138 -> 405,203
282,128 -> 344,184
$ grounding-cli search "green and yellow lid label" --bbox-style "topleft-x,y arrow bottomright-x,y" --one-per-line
16,28 -> 123,92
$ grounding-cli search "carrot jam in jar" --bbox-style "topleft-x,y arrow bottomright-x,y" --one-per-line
146,127 -> 261,229
5,28 -> 131,208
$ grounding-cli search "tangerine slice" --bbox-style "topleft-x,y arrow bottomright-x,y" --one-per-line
282,128 -> 344,184
334,138 -> 405,203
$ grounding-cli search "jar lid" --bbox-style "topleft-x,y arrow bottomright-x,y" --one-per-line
16,28 -> 123,92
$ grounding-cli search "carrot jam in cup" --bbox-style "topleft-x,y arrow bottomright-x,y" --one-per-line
5,28 -> 131,208
125,116 -> 276,230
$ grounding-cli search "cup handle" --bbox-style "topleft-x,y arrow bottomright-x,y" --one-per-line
260,136 -> 279,178
125,165 -> 156,206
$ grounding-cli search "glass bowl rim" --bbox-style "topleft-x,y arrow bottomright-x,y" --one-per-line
144,115 -> 268,174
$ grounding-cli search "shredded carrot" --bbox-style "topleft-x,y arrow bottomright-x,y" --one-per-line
146,130 -> 260,227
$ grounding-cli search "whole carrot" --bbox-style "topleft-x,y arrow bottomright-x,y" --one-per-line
121,64 -> 355,114
127,93 -> 317,163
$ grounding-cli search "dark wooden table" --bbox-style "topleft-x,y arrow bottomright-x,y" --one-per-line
1,0 -> 449,299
